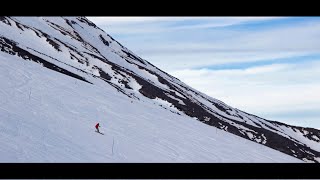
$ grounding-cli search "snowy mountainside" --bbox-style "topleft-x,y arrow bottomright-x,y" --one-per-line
0,16 -> 319,162
0,50 -> 302,162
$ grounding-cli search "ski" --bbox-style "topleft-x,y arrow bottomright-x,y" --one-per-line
95,130 -> 104,135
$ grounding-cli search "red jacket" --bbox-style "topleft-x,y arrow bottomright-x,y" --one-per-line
95,123 -> 99,129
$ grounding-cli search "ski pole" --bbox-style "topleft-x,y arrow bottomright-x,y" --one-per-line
112,137 -> 114,155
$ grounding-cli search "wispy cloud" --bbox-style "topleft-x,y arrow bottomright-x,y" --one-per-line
131,20 -> 320,56
92,17 -> 320,72
88,16 -> 320,128
170,60 -> 320,127
88,16 -> 281,26
87,17 -> 285,34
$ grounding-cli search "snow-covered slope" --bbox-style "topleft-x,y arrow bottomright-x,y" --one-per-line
0,52 -> 302,162
0,16 -> 318,162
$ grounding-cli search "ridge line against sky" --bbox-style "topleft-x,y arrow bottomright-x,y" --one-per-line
87,17 -> 320,129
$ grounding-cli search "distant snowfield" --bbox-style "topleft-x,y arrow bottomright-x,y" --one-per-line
0,54 -> 302,162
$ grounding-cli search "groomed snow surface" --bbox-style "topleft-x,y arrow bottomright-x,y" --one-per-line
0,53 -> 303,162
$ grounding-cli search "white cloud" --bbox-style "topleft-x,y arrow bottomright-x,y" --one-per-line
241,63 -> 292,74
226,21 -> 320,52
142,51 -> 305,71
170,61 -> 320,127
103,18 -> 320,72
133,21 -> 320,53
87,16 -> 320,128
88,16 -> 281,26
87,16 -> 285,35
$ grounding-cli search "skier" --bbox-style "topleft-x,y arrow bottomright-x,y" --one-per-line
95,123 -> 100,133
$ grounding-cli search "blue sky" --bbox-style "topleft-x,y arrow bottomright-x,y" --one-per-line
87,17 -> 320,129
